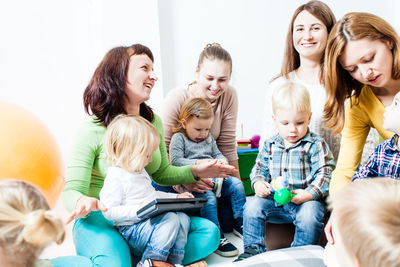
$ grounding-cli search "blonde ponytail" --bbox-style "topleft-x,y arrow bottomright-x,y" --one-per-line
23,209 -> 65,246
0,180 -> 65,267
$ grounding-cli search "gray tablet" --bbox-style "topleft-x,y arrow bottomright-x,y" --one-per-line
137,197 -> 207,219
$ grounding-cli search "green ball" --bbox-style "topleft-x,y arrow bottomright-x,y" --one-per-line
274,188 -> 294,205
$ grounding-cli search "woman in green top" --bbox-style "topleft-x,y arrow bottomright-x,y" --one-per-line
63,44 -> 235,266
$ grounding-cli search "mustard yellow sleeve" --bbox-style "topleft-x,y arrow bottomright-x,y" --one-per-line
330,101 -> 371,194
330,86 -> 393,194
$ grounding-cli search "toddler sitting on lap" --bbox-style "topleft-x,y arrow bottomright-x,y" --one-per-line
169,97 -> 246,257
100,115 -> 203,267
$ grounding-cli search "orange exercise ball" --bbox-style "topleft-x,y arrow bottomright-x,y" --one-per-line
0,101 -> 64,208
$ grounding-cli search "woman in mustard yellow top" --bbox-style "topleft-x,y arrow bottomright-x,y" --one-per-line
323,12 -> 400,194
323,12 -> 400,243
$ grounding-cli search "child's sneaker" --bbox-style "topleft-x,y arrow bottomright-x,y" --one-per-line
233,225 -> 243,239
215,236 -> 239,257
233,217 -> 243,238
233,246 -> 262,262
213,178 -> 223,198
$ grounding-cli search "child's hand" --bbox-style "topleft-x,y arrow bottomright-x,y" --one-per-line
290,189 -> 313,204
195,159 -> 215,165
66,196 -> 107,224
254,181 -> 271,197
172,185 -> 187,193
177,192 -> 194,198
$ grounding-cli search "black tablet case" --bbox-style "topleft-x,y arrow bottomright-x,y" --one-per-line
137,197 -> 207,219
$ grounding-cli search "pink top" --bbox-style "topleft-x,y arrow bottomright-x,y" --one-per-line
162,82 -> 239,162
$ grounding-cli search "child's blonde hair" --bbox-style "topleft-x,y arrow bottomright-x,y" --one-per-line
272,81 -> 311,115
105,114 -> 160,173
0,180 -> 65,267
328,179 -> 400,267
173,98 -> 214,134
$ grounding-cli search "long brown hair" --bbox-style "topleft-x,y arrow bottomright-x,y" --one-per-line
323,12 -> 400,134
83,44 -> 154,127
278,0 -> 335,83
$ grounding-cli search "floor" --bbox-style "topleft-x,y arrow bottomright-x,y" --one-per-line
41,198 -> 243,266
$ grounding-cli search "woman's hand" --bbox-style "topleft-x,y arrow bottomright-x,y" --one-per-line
182,178 -> 214,193
324,212 -> 335,244
191,159 -> 238,178
177,192 -> 194,198
66,196 -> 107,224
254,181 -> 271,197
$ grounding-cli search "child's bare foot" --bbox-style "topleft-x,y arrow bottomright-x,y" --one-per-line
139,259 -> 174,267
185,260 -> 208,267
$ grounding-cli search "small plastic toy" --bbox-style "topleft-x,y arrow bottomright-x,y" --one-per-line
271,176 -> 295,205
237,139 -> 251,149
273,188 -> 296,205
250,134 -> 260,149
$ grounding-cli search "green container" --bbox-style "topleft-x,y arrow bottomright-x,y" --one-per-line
238,152 -> 258,195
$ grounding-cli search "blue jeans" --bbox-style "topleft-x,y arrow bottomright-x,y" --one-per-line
193,176 -> 245,232
243,196 -> 325,252
118,212 -> 190,265
69,211 -> 218,266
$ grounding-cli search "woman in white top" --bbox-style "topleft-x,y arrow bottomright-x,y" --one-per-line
261,1 -> 340,159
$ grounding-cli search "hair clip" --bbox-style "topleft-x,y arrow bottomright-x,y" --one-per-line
190,108 -> 201,118
204,43 -> 221,50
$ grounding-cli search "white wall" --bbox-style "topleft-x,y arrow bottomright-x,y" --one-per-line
158,0 -> 400,139
0,0 -> 163,161
1,0 -> 400,162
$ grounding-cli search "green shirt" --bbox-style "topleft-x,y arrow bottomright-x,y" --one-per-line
63,114 -> 197,212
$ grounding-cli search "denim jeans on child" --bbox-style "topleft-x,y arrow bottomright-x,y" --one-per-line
117,212 -> 190,265
193,176 -> 246,231
243,196 -> 325,252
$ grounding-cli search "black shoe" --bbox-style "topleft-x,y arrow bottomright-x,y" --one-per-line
233,217 -> 243,238
215,237 -> 239,257
234,246 -> 262,262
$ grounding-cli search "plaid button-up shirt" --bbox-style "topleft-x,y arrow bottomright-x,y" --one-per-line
352,134 -> 400,181
250,131 -> 335,200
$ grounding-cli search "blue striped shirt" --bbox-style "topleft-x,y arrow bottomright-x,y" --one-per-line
250,131 -> 335,200
352,134 -> 400,181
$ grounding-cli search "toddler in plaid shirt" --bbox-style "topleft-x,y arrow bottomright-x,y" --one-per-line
352,91 -> 400,181
236,81 -> 335,261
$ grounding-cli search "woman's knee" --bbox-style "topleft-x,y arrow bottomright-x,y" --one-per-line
73,212 -> 131,266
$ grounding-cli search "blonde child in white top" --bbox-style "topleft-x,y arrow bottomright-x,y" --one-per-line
99,115 -> 197,267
